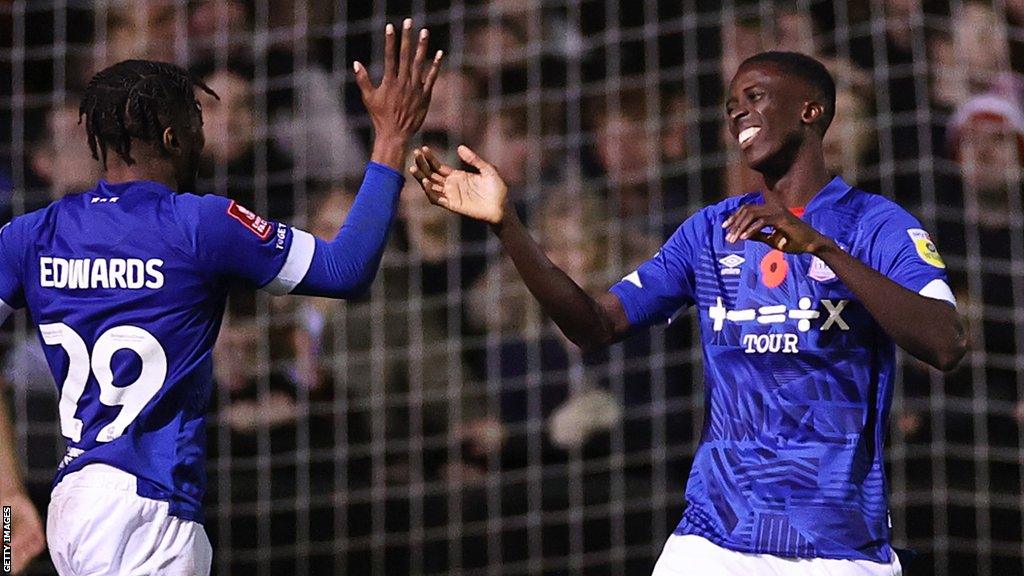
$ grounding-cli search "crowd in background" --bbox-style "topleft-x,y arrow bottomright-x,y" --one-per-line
1,1 -> 1023,575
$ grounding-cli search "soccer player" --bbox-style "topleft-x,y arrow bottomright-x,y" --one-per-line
411,51 -> 966,575
0,19 -> 441,576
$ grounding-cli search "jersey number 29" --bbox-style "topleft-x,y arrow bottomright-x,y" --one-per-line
39,323 -> 167,443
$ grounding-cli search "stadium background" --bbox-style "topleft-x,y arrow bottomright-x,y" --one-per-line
1,0 -> 1022,574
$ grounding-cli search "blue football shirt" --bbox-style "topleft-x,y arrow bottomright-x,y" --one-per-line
610,176 -> 954,562
0,179 -> 325,523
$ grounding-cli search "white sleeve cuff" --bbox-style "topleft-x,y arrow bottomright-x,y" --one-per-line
263,228 -> 315,296
919,278 -> 957,306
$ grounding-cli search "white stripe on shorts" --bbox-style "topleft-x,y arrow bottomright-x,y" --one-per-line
650,534 -> 902,576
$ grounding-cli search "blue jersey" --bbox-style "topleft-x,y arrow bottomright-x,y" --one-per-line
0,179 -> 324,523
610,177 -> 954,562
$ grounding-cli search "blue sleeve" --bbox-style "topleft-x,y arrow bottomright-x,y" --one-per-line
0,219 -> 24,311
861,201 -> 955,305
189,193 -> 294,290
189,162 -> 403,297
608,210 -> 704,328
290,162 -> 404,298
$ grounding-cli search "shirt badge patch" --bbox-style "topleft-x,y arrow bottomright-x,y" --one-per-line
808,255 -> 836,282
907,228 -> 945,269
227,201 -> 273,240
718,254 -> 745,276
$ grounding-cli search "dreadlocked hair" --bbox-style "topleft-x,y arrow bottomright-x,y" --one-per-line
80,60 -> 218,168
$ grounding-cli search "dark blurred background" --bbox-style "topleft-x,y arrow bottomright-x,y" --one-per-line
1,0 -> 1022,574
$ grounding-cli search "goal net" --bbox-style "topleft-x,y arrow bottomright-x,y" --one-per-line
1,1 -> 1021,574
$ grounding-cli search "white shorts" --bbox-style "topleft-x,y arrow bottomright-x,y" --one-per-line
652,534 -> 903,576
46,464 -> 212,576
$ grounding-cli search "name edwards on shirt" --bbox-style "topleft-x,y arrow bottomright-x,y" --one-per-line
39,257 -> 164,290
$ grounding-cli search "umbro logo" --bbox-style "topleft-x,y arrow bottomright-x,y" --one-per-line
718,254 -> 745,275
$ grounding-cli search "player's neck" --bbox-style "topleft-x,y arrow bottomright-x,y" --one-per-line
760,143 -> 830,208
102,153 -> 180,191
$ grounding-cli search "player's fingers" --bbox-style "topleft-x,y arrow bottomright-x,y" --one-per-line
414,149 -> 434,177
422,50 -> 444,94
738,218 -> 766,241
420,177 -> 442,203
410,164 -> 427,184
397,18 -> 414,81
725,207 -> 753,242
352,61 -> 375,99
422,147 -> 453,176
457,145 -> 495,173
383,22 -> 397,79
411,28 -> 429,87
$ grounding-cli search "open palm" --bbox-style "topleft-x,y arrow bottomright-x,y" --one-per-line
411,145 -> 508,225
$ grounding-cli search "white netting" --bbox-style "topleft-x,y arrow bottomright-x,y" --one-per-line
1,1 -> 1022,574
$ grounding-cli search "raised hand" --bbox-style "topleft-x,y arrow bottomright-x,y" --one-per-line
410,145 -> 509,225
722,203 -> 833,254
353,18 -> 443,170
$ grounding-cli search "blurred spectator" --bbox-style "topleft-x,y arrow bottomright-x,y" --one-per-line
28,99 -> 101,202
947,93 -> 1024,227
100,0 -> 181,66
479,105 -> 535,193
187,0 -> 251,62
588,87 -> 676,224
193,60 -> 296,219
660,88 -> 691,165
421,68 -> 484,143
465,17 -> 530,77
269,66 -> 367,183
931,2 -> 1013,111
773,2 -> 818,54
823,82 -> 877,184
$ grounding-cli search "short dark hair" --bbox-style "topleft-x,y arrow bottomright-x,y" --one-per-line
740,51 -> 836,134
80,60 -> 218,168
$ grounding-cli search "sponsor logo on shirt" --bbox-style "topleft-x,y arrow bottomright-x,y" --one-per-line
227,201 -> 273,240
275,223 -> 287,250
39,257 -> 164,289
708,296 -> 850,354
718,254 -> 745,276
907,228 -> 945,269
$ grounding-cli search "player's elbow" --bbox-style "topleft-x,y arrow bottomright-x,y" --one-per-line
933,330 -> 968,372
570,333 -> 612,355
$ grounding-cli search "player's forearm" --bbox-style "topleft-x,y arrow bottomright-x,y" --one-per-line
292,162 -> 403,298
813,240 -> 967,371
491,211 -> 617,352
0,391 -> 28,499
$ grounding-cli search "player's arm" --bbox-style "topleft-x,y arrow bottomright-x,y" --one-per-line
194,20 -> 442,299
292,19 -> 443,298
410,145 -> 631,352
724,203 -> 968,371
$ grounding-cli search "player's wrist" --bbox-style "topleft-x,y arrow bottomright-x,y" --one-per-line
489,203 -> 519,235
808,234 -> 839,257
369,134 -> 410,171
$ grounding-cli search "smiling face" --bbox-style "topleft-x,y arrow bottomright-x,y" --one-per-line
726,61 -> 824,174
